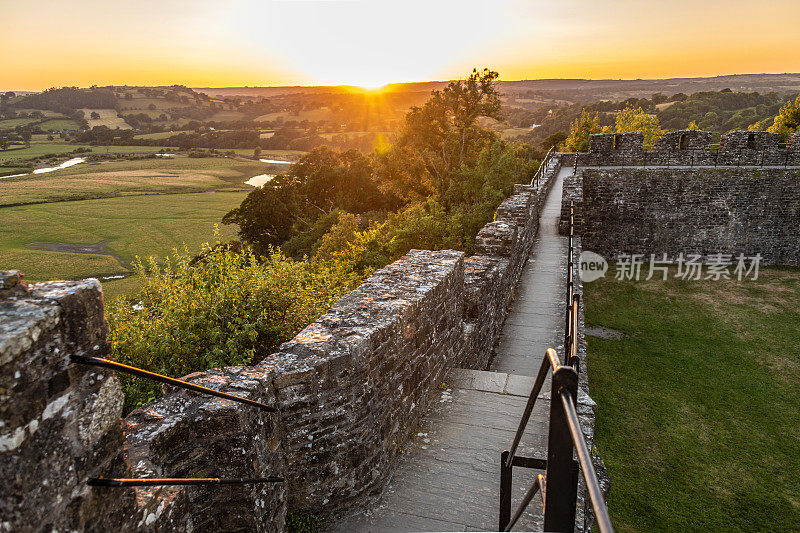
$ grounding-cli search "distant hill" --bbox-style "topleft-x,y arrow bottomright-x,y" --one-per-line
195,73 -> 800,101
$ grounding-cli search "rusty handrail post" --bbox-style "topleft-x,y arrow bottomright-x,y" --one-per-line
503,474 -> 545,531
569,294 -> 580,369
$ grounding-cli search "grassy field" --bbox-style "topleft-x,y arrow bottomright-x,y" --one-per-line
39,118 -> 81,130
81,108 -> 131,129
585,268 -> 800,531
0,191 -> 246,282
1,156 -> 263,206
0,143 -> 86,162
134,131 -> 177,140
230,148 -> 305,158
117,97 -> 175,111
0,144 -> 180,164
0,117 -> 42,128
254,107 -> 333,122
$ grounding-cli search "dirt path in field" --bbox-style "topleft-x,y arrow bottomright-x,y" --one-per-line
26,241 -> 128,268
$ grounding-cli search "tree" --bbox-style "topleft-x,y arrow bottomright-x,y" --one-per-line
561,111 -> 605,151
387,68 -> 504,201
90,111 -> 100,120
224,147 -> 395,252
614,105 -> 665,148
768,95 -> 800,137
540,131 -> 567,151
687,120 -> 700,130
651,93 -> 668,105
253,147 -> 261,159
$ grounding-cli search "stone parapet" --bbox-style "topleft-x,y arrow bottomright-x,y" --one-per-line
576,129 -> 800,167
560,167 -> 800,265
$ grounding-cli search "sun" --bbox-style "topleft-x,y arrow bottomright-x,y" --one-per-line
358,82 -> 389,91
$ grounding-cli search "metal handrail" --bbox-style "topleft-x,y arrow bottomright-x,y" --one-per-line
89,477 -> 283,487
72,355 -> 277,412
504,474 -> 545,531
531,146 -> 554,187
505,347 -> 562,468
499,198 -> 613,532
560,391 -> 613,533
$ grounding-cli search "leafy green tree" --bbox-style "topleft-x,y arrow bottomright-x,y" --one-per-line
224,147 -> 396,252
541,131 -> 567,151
560,111 -> 605,151
614,105 -> 665,148
768,95 -> 800,137
386,68 -> 504,202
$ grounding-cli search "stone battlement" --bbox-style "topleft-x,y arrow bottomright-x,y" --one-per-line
560,166 -> 800,265
580,130 -> 800,166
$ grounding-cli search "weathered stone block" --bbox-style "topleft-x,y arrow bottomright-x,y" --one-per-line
0,278 -> 134,532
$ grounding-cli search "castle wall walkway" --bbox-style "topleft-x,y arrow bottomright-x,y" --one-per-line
332,165 -> 596,532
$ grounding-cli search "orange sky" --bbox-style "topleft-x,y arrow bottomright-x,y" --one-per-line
3,0 -> 800,90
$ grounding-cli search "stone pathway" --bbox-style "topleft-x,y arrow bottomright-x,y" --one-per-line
332,167 -> 574,532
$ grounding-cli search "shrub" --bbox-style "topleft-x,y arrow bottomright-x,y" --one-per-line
107,237 -> 365,412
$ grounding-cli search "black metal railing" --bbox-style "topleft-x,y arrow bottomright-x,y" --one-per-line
71,355 -> 283,488
499,201 -> 613,532
531,146 -> 555,188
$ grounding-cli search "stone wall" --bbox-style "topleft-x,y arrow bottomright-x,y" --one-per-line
578,130 -> 800,167
1,160 -> 558,530
561,167 -> 800,265
0,271 -> 286,532
0,273 -> 134,532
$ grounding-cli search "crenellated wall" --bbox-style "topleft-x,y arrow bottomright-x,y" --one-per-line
560,167 -> 800,265
1,158 -> 560,530
578,130 -> 800,167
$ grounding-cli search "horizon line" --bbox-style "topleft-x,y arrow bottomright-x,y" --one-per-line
4,71 -> 800,94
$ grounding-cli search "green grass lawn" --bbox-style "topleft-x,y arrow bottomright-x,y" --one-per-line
0,156 -> 263,206
0,191 -> 246,283
39,118 -> 81,130
0,143 -> 89,162
585,268 -> 800,531
0,117 -> 42,128
134,131 -> 176,140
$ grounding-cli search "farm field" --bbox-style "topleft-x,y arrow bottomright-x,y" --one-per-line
254,107 -> 334,122
230,148 -> 305,158
81,108 -> 131,129
585,268 -> 800,531
134,131 -> 178,140
0,117 -> 42,128
0,143 -> 88,162
39,118 -> 81,130
0,144 -> 181,164
0,191 -> 247,287
0,156 -> 265,206
0,151 -> 284,301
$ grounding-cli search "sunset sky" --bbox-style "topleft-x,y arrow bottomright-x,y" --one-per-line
4,0 -> 800,90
